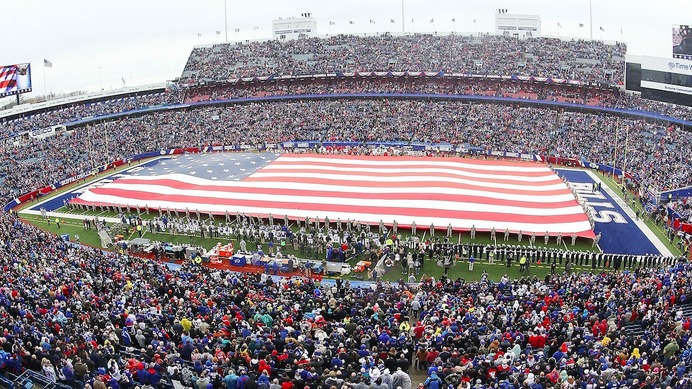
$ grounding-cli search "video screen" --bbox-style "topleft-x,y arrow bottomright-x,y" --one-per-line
673,25 -> 692,60
0,63 -> 32,98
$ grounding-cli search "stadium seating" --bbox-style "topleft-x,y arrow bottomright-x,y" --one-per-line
180,34 -> 627,84
0,208 -> 688,388
1,97 -> 689,205
0,33 -> 691,389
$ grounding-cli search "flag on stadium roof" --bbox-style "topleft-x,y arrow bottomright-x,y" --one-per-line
44,59 -> 53,68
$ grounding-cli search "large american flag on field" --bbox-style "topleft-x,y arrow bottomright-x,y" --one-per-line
71,152 -> 595,237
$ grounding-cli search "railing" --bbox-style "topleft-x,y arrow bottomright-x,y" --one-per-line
12,370 -> 73,389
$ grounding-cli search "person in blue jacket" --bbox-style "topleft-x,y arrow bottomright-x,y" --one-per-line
424,372 -> 443,389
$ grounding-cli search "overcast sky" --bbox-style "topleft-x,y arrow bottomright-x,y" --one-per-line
1,0 -> 688,99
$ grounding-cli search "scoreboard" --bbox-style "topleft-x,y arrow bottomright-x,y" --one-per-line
625,55 -> 692,107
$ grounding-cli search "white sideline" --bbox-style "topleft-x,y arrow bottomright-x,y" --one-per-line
18,157 -> 163,225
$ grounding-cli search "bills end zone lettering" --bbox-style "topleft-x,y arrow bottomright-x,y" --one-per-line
570,183 -> 628,224
556,169 -> 667,256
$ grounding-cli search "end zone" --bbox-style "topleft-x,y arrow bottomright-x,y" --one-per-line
556,168 -> 673,256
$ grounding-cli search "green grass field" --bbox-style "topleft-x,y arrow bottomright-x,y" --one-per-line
21,211 -> 607,283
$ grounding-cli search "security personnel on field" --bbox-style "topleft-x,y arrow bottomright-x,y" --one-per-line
519,255 -> 527,273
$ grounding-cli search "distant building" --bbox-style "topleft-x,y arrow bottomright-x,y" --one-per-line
272,16 -> 317,40
495,14 -> 541,38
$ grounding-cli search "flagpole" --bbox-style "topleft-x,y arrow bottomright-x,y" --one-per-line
401,0 -> 405,33
622,124 -> 630,186
224,0 -> 228,42
612,118 -> 618,179
589,0 -> 593,40
43,65 -> 47,97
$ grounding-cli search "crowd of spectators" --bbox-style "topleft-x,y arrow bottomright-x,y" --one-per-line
0,90 -> 181,139
1,209 -> 692,389
180,34 -> 626,85
2,99 -> 689,204
667,197 -> 692,222
182,78 -> 692,122
3,77 -> 692,149
2,30 -> 692,389
183,78 -> 619,106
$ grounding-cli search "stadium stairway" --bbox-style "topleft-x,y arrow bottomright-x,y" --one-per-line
0,370 -> 83,389
622,321 -> 646,338
680,301 -> 692,319
11,370 -> 73,389
622,301 -> 692,338
503,286 -> 513,298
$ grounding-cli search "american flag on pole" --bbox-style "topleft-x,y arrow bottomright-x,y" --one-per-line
71,153 -> 595,237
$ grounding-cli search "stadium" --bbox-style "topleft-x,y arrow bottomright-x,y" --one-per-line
1,2 -> 692,389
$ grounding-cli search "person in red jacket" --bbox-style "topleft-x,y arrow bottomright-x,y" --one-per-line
257,358 -> 272,376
